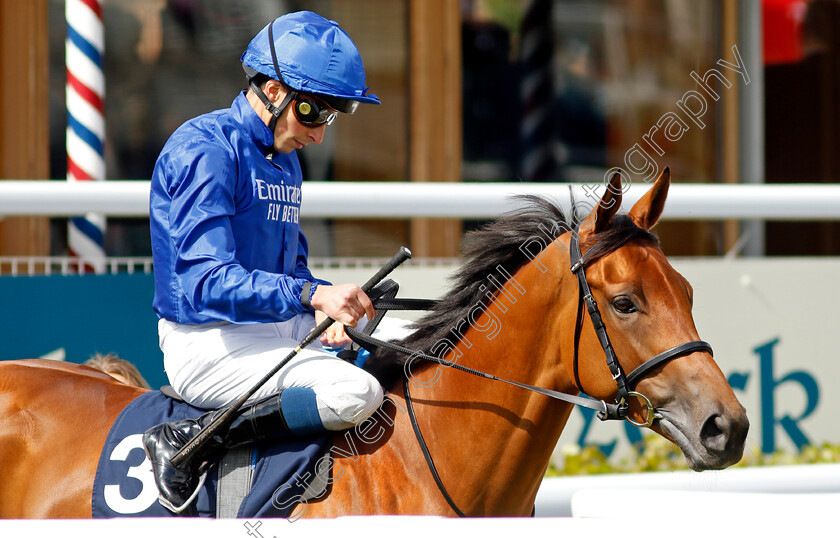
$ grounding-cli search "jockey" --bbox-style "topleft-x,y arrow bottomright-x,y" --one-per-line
143,11 -> 410,514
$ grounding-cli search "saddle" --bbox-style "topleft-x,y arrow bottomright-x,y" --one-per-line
92,387 -> 331,519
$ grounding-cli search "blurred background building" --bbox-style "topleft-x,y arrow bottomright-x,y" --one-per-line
0,0 -> 837,259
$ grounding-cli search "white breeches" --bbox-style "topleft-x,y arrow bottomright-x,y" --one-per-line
158,314 -> 413,431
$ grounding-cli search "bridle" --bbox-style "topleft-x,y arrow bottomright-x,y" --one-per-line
350,227 -> 715,428
344,226 -> 715,516
568,226 -> 713,427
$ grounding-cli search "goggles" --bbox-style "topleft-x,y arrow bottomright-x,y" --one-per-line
291,92 -> 338,127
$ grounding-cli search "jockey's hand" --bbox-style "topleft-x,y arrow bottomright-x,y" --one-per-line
315,311 -> 351,348
310,284 -> 375,347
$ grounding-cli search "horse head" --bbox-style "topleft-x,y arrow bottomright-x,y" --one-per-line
567,168 -> 748,470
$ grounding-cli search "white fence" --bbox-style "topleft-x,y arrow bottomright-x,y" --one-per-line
2,181 -> 840,219
0,256 -> 153,276
535,463 -> 840,516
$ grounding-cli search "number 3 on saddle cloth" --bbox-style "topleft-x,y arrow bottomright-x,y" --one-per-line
92,390 -> 331,518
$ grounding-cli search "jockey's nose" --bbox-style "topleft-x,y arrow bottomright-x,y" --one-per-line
308,124 -> 326,144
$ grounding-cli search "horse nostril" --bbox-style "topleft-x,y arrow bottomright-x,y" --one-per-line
700,414 -> 728,452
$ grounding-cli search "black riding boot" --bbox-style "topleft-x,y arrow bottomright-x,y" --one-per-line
142,392 -> 291,515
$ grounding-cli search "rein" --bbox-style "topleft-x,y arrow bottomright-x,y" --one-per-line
347,325 -> 612,416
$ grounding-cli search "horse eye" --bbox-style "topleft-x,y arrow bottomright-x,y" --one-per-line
612,297 -> 637,314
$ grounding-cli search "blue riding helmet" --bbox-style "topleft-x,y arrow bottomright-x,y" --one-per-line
241,11 -> 380,115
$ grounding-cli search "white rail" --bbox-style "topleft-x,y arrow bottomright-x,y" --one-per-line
1,181 -> 840,220
0,256 -> 461,276
535,463 -> 840,517
0,256 -> 154,275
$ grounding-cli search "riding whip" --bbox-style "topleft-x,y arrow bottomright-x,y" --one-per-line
170,246 -> 412,468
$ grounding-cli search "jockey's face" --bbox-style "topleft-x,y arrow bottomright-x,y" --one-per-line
248,80 -> 328,154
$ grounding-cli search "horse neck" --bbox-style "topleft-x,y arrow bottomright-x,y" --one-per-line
406,252 -> 577,515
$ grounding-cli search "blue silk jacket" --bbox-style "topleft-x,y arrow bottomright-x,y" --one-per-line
150,92 -> 329,324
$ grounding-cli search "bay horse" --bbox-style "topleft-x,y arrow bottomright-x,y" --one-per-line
0,169 -> 748,518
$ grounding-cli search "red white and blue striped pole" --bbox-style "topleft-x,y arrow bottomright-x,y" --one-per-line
66,0 -> 106,272
520,0 -> 557,182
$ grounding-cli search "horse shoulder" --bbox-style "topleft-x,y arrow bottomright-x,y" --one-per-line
301,392 -> 454,517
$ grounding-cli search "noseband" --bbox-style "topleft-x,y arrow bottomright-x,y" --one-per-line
569,227 -> 713,426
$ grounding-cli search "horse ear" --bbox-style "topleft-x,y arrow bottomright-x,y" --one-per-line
580,170 -> 623,234
628,167 -> 671,230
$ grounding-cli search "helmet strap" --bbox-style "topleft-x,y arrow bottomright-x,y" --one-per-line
249,79 -> 295,133
249,18 -> 298,134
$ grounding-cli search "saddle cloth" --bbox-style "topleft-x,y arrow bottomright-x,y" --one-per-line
92,390 -> 330,518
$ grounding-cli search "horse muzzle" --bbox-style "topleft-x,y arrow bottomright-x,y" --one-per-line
656,400 -> 749,471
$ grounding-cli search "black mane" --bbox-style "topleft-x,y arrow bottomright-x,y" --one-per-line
363,195 -> 659,389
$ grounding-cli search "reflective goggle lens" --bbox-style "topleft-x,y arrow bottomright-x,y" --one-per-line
293,95 -> 337,127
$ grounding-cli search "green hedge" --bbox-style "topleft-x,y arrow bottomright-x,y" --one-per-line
546,436 -> 840,477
